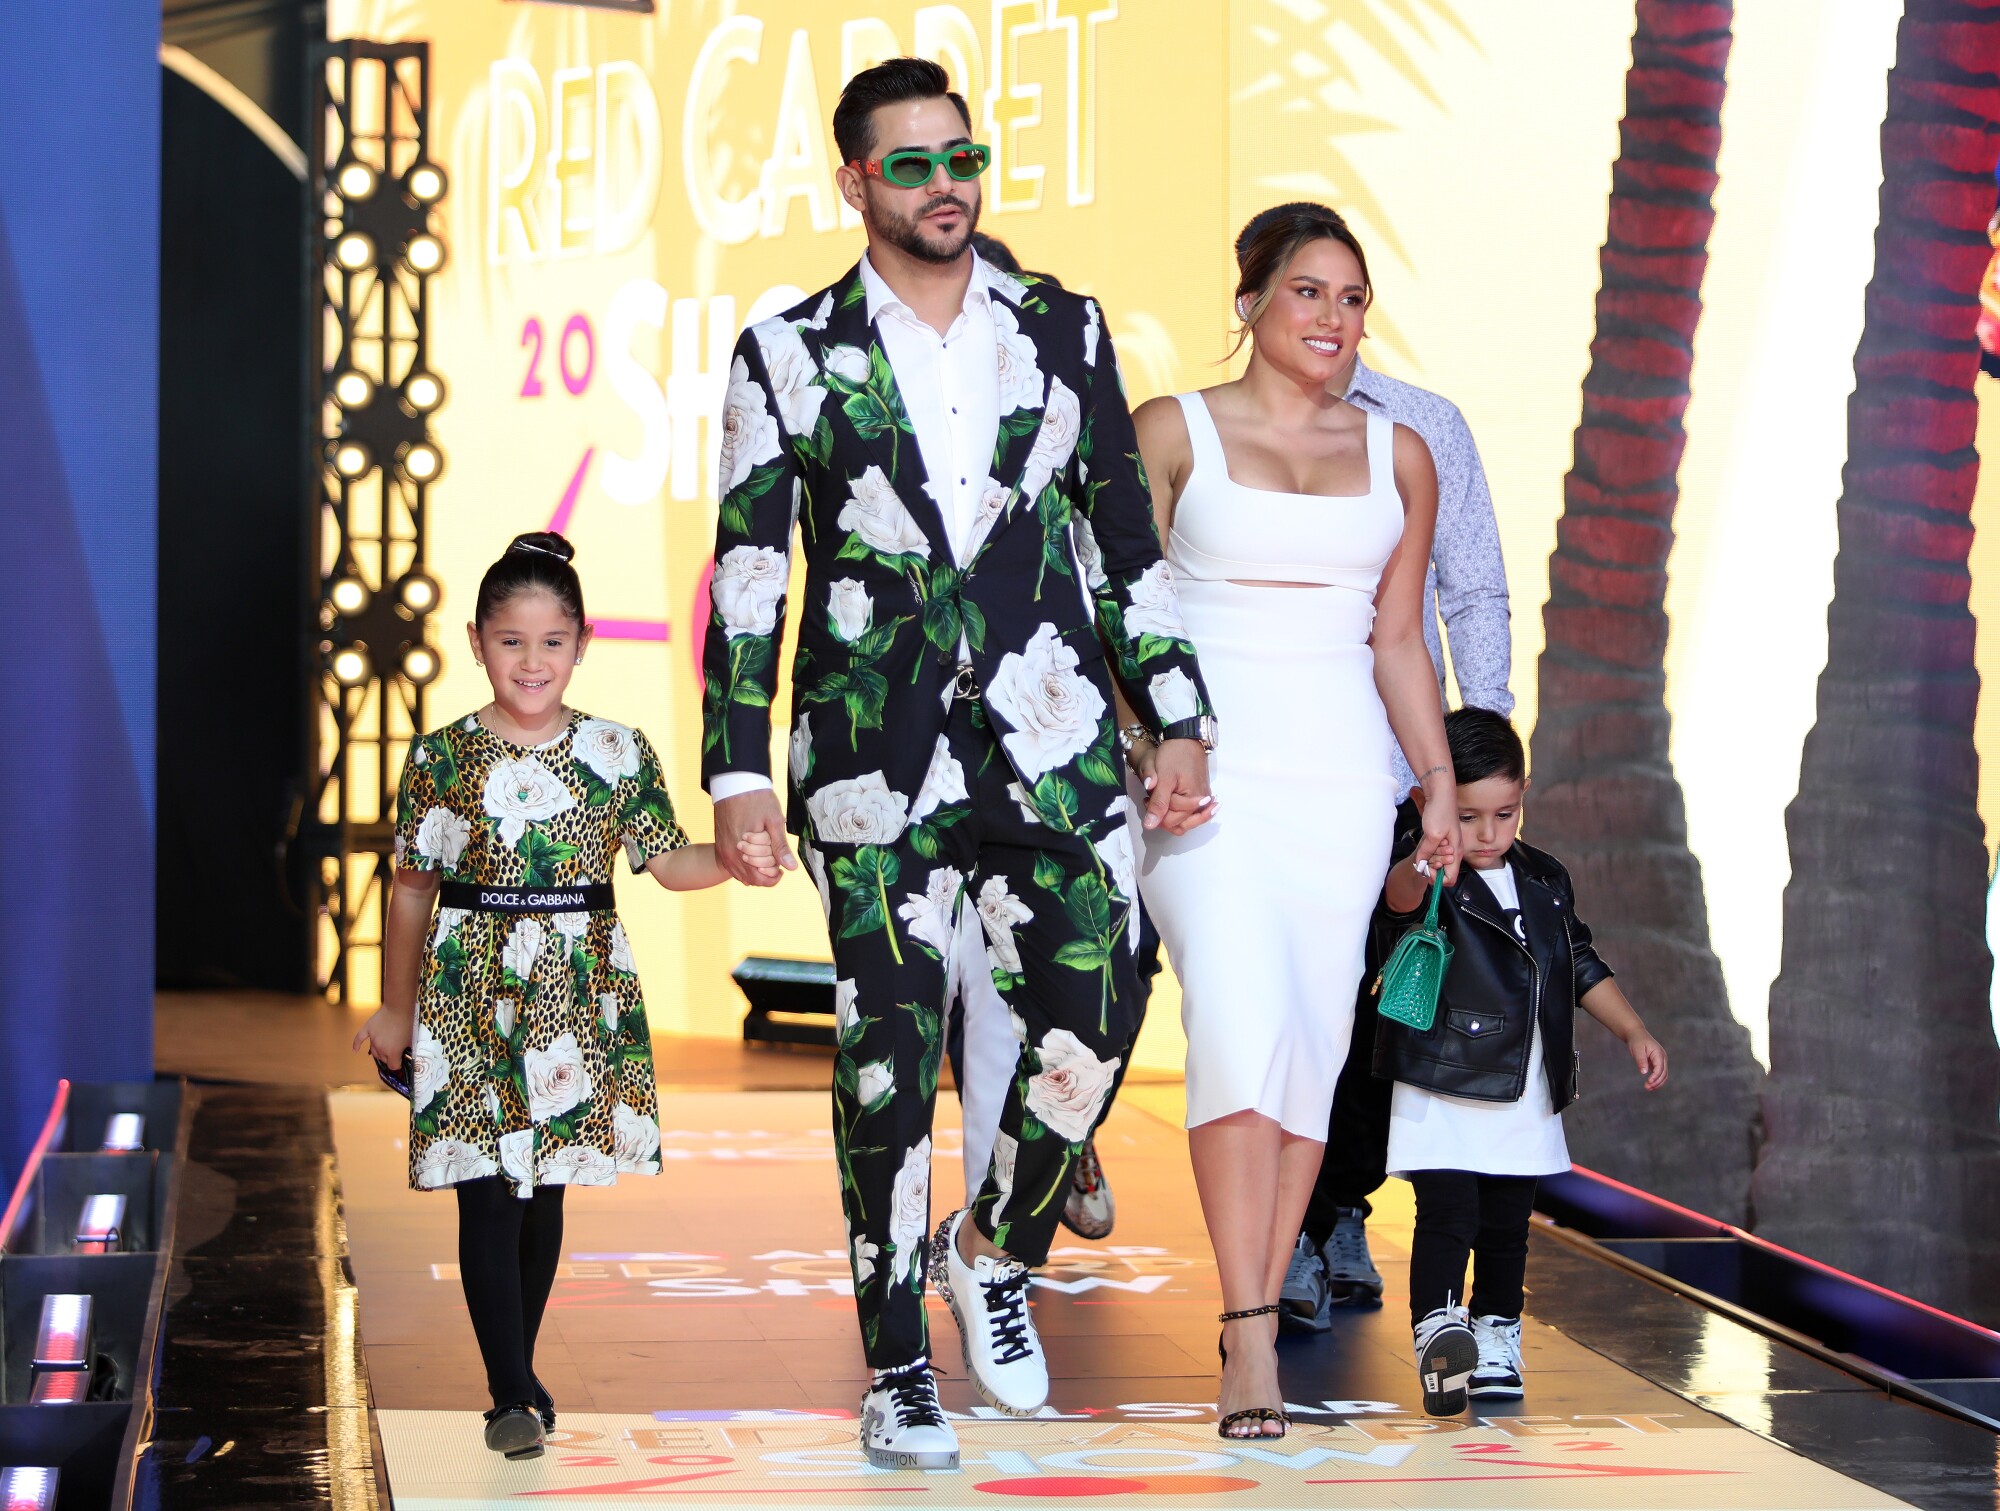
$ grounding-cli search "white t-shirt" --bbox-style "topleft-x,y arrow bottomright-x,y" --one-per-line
1386,864 -> 1573,1178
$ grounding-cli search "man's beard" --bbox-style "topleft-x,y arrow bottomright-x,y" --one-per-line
871,192 -> 981,265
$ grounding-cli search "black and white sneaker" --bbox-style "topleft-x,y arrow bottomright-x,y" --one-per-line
1469,1314 -> 1525,1398
1059,1136 -> 1115,1240
1413,1304 -> 1478,1417
1278,1234 -> 1332,1334
860,1362 -> 959,1471
930,1208 -> 1048,1415
1322,1205 -> 1385,1306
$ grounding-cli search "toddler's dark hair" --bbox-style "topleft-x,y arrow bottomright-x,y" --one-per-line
1445,705 -> 1525,786
475,532 -> 585,627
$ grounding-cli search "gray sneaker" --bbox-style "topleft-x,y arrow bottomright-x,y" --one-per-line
1279,1233 -> 1332,1333
1059,1135 -> 1115,1240
1321,1205 -> 1384,1306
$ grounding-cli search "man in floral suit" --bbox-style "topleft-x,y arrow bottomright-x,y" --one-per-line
701,59 -> 1216,1470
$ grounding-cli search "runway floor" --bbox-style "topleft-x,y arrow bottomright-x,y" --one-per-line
324,1066 -> 1951,1509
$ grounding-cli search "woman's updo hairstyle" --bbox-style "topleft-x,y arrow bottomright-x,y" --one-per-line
1229,201 -> 1373,356
474,531 -> 586,627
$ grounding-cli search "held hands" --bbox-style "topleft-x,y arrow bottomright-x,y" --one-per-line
1139,738 -> 1217,835
1411,789 -> 1461,885
1626,1032 -> 1669,1091
715,789 -> 797,887
352,1005 -> 413,1069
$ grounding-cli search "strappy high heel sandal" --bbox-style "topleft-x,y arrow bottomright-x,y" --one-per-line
1216,1304 -> 1289,1440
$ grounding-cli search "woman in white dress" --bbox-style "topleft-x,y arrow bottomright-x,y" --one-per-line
1125,203 -> 1459,1437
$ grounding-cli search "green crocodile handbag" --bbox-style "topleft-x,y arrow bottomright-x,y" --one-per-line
1375,869 -> 1453,1032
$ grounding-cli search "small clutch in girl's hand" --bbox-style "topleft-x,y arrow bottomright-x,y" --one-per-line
377,1050 -> 415,1100
1375,870 -> 1453,1032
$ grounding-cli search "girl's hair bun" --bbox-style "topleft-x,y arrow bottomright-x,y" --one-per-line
506,531 -> 576,565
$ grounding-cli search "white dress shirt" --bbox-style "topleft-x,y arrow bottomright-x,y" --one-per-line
712,253 -> 1006,804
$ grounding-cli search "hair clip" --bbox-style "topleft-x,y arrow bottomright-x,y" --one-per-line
510,539 -> 569,561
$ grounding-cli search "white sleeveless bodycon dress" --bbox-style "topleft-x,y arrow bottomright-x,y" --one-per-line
1137,392 -> 1407,1137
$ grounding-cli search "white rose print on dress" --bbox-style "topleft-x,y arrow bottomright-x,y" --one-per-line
415,806 -> 472,868
608,922 -> 637,974
888,1137 -> 933,1284
834,977 -> 859,1037
598,992 -> 620,1034
499,1128 -> 535,1191
1027,1029 -> 1122,1142
539,1145 -> 618,1185
1092,814 -> 1138,915
1005,782 -> 1045,826
501,917 -> 544,982
718,354 -> 781,494
827,578 -> 874,642
851,1233 -> 880,1287
524,1032 -> 594,1122
976,876 -> 1034,976
807,771 -> 911,846
712,545 -> 790,639
855,1059 -> 896,1111
1018,375 -> 1082,502
837,466 -> 931,560
493,998 -> 517,1038
612,1102 -> 661,1170
1070,515 -> 1109,591
988,1129 -> 1019,1222
1148,666 -> 1202,726
1123,561 -> 1189,640
985,623 -> 1107,781
754,318 -> 828,436
414,1139 -> 498,1188
909,735 -> 967,823
573,717 -> 642,784
897,866 -> 963,957
790,713 -> 814,788
481,755 -> 578,848
431,906 -> 469,949
549,908 -> 589,946
992,302 -> 1047,415
409,1020 -> 450,1112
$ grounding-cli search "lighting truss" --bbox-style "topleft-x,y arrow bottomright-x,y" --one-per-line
307,39 -> 447,1003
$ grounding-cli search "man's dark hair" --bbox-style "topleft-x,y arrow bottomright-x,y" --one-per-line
1445,706 -> 1526,786
833,57 -> 973,166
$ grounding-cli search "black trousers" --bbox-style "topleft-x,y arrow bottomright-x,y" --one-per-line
456,1177 -> 566,1408
1406,1170 -> 1538,1326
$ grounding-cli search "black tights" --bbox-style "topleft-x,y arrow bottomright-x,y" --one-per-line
1407,1170 -> 1538,1326
456,1177 -> 565,1408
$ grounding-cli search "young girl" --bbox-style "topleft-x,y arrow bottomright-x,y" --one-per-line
354,532 -> 777,1460
1374,707 -> 1668,1416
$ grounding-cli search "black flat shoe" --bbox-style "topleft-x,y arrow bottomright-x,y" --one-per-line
532,1375 -> 555,1433
483,1403 -> 545,1460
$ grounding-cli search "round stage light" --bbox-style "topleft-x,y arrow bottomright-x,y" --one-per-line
402,233 -> 446,275
397,571 -> 441,615
405,162 -> 448,204
400,643 -> 440,685
336,160 -> 379,201
327,576 -> 370,616
332,440 -> 373,479
332,231 -> 375,272
399,441 -> 443,483
332,369 -> 375,410
328,644 -> 372,687
401,371 -> 445,413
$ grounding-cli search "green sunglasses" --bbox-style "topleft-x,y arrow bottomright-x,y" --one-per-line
853,143 -> 991,188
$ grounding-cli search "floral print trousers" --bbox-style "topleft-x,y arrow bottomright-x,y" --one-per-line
809,698 -> 1142,1369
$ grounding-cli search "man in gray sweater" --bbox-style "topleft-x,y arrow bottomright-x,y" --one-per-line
1282,353 -> 1515,1329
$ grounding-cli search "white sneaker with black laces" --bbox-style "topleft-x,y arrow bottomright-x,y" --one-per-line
1469,1314 -> 1525,1398
1278,1234 -> 1331,1334
1059,1135 -> 1115,1240
930,1208 -> 1048,1415
859,1362 -> 959,1471
1412,1303 -> 1478,1417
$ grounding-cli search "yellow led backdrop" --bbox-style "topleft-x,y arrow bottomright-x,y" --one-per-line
327,0 -> 1990,1068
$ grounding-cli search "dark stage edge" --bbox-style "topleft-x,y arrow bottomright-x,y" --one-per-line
140,1082 -> 390,1508
326,1078 -> 1997,1510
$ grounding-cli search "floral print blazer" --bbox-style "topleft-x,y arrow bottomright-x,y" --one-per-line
700,261 -> 1214,852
